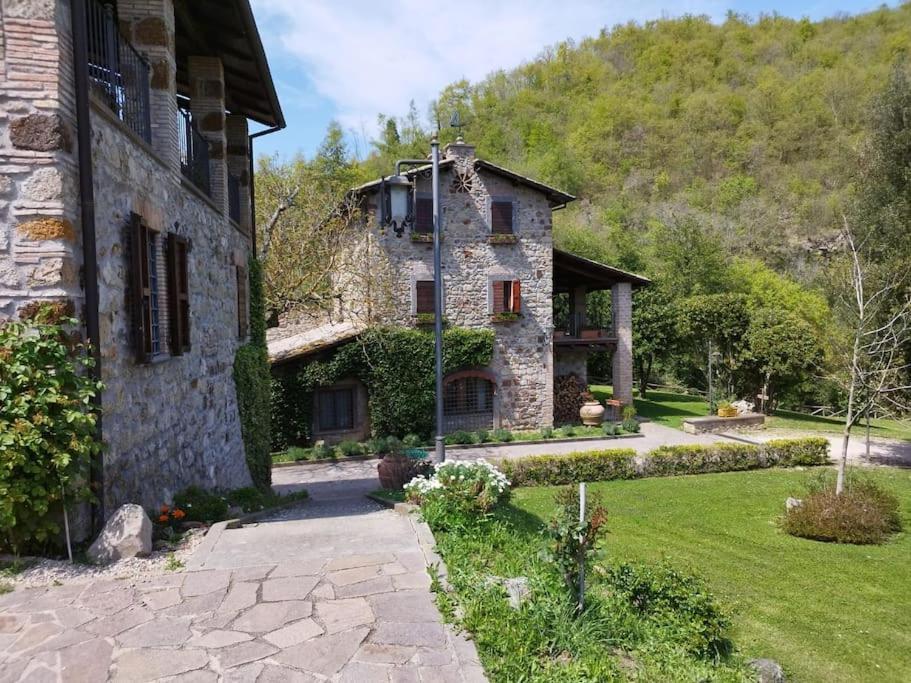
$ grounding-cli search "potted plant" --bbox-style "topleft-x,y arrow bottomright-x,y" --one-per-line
717,401 -> 738,418
579,391 -> 605,426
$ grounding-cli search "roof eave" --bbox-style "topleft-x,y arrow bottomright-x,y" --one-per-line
234,0 -> 285,128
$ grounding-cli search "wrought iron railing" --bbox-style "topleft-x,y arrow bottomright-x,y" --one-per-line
228,174 -> 241,223
87,0 -> 152,143
177,104 -> 211,196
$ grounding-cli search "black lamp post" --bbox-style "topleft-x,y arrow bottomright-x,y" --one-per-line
378,135 -> 446,463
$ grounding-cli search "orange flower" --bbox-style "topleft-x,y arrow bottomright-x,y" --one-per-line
171,509 -> 186,520
160,504 -> 169,514
158,514 -> 169,523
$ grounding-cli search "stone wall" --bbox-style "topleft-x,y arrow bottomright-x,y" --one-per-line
0,0 -> 82,320
91,104 -> 252,511
363,143 -> 555,429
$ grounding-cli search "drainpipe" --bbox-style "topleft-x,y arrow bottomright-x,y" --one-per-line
70,0 -> 104,531
248,126 -> 283,258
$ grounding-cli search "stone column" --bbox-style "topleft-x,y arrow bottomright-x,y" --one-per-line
188,56 -> 227,213
225,115 -> 251,234
611,282 -> 634,407
119,0 -> 179,172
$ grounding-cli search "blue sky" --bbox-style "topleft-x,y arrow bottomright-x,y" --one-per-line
249,0 -> 897,162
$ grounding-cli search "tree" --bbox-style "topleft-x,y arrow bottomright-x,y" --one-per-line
632,285 -> 678,397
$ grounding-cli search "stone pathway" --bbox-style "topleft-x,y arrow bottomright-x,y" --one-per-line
0,471 -> 487,682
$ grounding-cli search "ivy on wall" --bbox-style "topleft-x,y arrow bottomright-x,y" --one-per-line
233,258 -> 272,490
271,326 -> 495,450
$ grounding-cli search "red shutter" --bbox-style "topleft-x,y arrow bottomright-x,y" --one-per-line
492,281 -> 505,313
415,197 -> 433,234
167,234 -> 191,354
415,281 -> 435,314
129,212 -> 151,363
491,201 -> 514,234
510,280 -> 521,313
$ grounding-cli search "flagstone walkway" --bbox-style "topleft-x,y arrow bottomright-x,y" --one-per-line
0,484 -> 486,682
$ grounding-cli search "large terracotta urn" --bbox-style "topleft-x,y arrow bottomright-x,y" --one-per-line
579,400 -> 606,426
377,452 -> 415,490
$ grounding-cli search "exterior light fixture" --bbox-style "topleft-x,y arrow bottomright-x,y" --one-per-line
378,174 -> 413,237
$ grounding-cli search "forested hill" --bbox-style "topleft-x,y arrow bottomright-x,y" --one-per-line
368,4 -> 911,277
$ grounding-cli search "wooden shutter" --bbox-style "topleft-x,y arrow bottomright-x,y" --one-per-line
415,280 -> 435,314
128,212 -> 152,363
236,265 -> 248,339
492,281 -> 506,314
414,197 -> 433,233
167,234 -> 191,354
510,280 -> 521,313
491,200 -> 514,234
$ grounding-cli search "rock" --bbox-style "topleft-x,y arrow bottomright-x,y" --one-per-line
87,504 -> 152,564
748,658 -> 787,683
9,113 -> 71,152
786,497 -> 803,511
504,577 -> 531,609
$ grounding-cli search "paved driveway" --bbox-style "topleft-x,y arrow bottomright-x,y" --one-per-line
0,471 -> 486,682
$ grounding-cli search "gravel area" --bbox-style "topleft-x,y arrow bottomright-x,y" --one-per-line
2,528 -> 205,590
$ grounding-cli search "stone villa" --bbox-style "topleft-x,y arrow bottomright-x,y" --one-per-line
0,0 -> 283,520
268,139 -> 649,444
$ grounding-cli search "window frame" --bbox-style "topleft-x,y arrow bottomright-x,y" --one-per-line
414,279 -> 436,315
316,386 -> 356,432
413,193 -> 433,234
129,212 -> 161,364
489,197 -> 516,235
491,279 -> 522,315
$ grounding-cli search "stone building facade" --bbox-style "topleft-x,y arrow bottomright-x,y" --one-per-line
268,141 -> 648,440
1,0 -> 284,517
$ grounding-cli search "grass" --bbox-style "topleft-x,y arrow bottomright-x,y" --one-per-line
510,467 -> 911,683
590,385 -> 911,441
370,488 -> 405,504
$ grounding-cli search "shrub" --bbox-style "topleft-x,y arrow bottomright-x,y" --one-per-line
621,419 -> 640,433
402,433 -> 425,448
445,430 -> 477,445
622,405 -> 637,421
226,487 -> 268,512
172,486 -> 229,523
366,436 -> 389,454
559,425 -> 577,438
336,440 -> 365,457
312,443 -> 334,459
645,443 -> 762,476
500,450 -> 637,487
476,429 -> 491,443
492,428 -> 514,442
601,561 -> 732,659
765,437 -> 830,466
540,426 -> 554,439
783,475 -> 902,544
0,309 -> 102,553
603,422 -> 621,436
544,487 -> 609,596
404,461 -> 510,529
234,258 -> 271,490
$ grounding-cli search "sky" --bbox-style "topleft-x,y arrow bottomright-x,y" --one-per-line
248,0 -> 897,162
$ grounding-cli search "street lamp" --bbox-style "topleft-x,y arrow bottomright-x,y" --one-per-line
378,136 -> 446,463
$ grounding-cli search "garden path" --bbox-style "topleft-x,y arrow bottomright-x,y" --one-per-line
0,475 -> 487,682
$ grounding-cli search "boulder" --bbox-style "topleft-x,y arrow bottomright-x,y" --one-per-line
748,658 -> 787,683
87,504 -> 153,564
786,497 -> 803,511
504,577 -> 531,609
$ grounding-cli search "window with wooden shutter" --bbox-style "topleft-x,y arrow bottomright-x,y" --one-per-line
491,200 -> 514,234
128,212 -> 157,363
167,234 -> 191,354
414,196 -> 433,234
492,280 -> 521,314
236,265 -> 248,339
415,280 -> 435,314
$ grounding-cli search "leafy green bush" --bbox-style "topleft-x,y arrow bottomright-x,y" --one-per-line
540,426 -> 554,439
312,443 -> 334,459
500,450 -> 638,487
366,436 -> 389,454
402,433 -> 425,448
0,308 -> 102,553
645,443 -> 762,476
783,474 -> 902,544
476,429 -> 491,443
336,440 -> 364,457
765,437 -> 830,466
559,425 -> 577,438
234,258 -> 271,490
492,428 -> 514,442
173,486 -> 229,523
602,562 -> 732,659
602,422 -> 621,436
405,461 -> 510,529
544,487 -> 609,595
445,430 -> 477,445
621,419 -> 640,433
225,487 -> 268,512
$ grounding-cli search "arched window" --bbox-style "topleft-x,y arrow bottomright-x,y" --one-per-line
443,371 -> 496,432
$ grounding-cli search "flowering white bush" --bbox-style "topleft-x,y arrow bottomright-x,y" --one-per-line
405,460 -> 510,523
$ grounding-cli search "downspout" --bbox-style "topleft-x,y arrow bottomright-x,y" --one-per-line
248,126 -> 283,257
70,0 -> 104,530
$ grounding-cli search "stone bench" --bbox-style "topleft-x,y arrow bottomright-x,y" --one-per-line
682,413 -> 766,434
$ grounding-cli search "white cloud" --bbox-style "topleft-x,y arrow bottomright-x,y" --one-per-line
253,0 -> 725,136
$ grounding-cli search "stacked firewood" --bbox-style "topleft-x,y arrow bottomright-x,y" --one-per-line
554,373 -> 587,425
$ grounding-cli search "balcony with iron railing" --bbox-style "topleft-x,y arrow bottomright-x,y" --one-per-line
554,311 -> 616,348
87,0 -> 152,143
177,102 -> 211,196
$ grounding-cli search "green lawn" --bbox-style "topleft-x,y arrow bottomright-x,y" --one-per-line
590,385 -> 911,441
511,468 -> 911,682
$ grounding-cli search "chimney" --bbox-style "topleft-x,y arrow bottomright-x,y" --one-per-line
443,135 -> 476,169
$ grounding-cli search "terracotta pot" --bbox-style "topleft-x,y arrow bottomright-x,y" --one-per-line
377,452 -> 415,490
579,401 -> 606,426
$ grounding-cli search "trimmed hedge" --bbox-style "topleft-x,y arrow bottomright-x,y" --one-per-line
500,449 -> 637,487
499,437 -> 830,487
